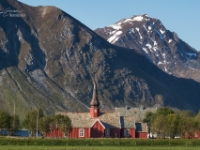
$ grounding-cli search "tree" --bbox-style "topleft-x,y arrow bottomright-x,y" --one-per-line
156,107 -> 174,116
151,107 -> 176,138
23,109 -> 44,137
166,113 -> 180,138
52,114 -> 72,137
151,114 -> 167,138
10,114 -> 20,135
178,110 -> 197,138
179,110 -> 195,118
38,108 -> 44,118
195,110 -> 200,130
0,111 -> 12,132
0,111 -> 20,136
179,117 -> 197,138
143,111 -> 154,138
39,116 -> 52,137
143,108 -> 199,139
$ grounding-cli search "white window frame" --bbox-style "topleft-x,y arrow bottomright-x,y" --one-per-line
124,129 -> 129,137
79,129 -> 84,137
195,132 -> 198,137
105,128 -> 110,136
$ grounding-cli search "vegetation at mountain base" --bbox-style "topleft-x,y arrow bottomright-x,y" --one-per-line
0,108 -> 72,137
51,114 -> 72,136
143,108 -> 200,139
22,109 -> 44,137
0,110 -> 20,135
22,109 -> 72,137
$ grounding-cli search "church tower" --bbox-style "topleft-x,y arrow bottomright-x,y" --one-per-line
90,79 -> 99,118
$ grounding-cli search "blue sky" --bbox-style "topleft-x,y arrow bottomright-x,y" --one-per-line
18,0 -> 200,50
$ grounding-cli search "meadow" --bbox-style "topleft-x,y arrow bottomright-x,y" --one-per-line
1,137 -> 200,150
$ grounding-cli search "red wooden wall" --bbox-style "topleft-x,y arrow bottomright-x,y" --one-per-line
47,128 -> 148,138
192,132 -> 200,139
110,128 -> 121,138
182,131 -> 200,139
120,128 -> 135,138
47,128 -> 64,138
91,121 -> 104,138
69,128 -> 90,138
136,132 -> 148,138
128,128 -> 136,138
47,126 -> 148,138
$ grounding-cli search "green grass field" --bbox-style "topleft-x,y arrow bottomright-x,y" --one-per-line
1,137 -> 200,149
1,146 -> 200,150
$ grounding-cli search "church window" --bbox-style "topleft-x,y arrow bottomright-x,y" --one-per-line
124,129 -> 129,137
79,129 -> 84,137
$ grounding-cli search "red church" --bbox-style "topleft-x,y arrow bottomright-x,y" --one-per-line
48,80 -> 148,138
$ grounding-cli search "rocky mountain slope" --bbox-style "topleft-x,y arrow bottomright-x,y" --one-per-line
1,0 -> 200,118
95,14 -> 200,82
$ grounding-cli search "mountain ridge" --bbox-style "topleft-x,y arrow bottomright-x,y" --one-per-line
95,14 -> 200,82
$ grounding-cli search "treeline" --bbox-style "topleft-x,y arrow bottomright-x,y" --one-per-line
0,109 -> 72,137
143,107 -> 200,139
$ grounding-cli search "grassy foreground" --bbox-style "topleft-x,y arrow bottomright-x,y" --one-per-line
1,146 -> 200,150
1,137 -> 200,149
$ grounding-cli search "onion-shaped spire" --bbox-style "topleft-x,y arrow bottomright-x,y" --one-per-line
90,79 -> 99,107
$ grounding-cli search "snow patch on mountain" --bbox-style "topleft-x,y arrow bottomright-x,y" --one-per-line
107,31 -> 123,43
164,67 -> 168,72
154,41 -> 157,46
133,16 -> 144,21
108,24 -> 122,30
123,18 -> 134,24
142,48 -> 148,53
148,26 -> 152,30
149,23 -> 164,40
160,29 -> 165,34
135,27 -> 143,40
123,15 -> 144,23
143,25 -> 148,32
146,44 -> 152,49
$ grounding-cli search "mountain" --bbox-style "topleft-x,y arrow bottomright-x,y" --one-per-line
95,14 -> 200,82
1,1 -> 200,119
